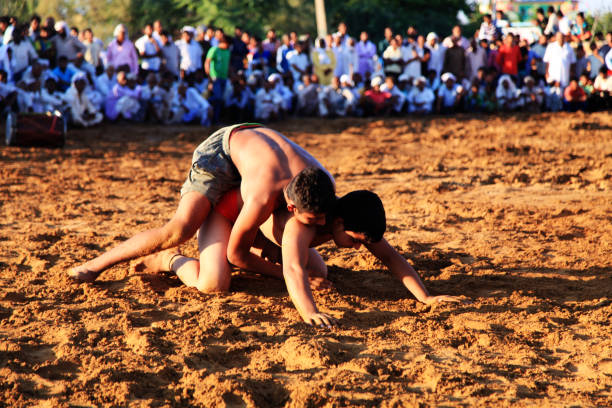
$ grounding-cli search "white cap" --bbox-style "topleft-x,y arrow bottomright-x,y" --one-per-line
371,76 -> 383,87
413,76 -> 426,85
268,73 -> 282,83
441,72 -> 456,83
113,24 -> 127,38
426,32 -> 438,42
54,21 -> 69,33
182,26 -> 195,35
339,74 -> 353,86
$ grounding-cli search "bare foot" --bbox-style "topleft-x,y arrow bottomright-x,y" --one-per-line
133,249 -> 179,274
309,276 -> 334,291
68,264 -> 101,283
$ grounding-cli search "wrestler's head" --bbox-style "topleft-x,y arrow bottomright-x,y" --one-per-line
331,190 -> 386,248
285,167 -> 336,226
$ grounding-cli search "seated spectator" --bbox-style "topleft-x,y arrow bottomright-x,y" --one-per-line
0,69 -> 19,113
7,24 -> 37,82
496,74 -> 521,111
339,74 -> 359,113
408,76 -> 434,114
96,65 -> 116,98
254,76 -> 282,121
563,77 -> 587,112
380,76 -> 405,113
361,76 -> 392,116
520,76 -> 544,112
171,81 -> 212,125
225,76 -> 252,122
105,70 -> 141,121
296,74 -> 319,116
64,73 -> 103,127
591,67 -> 611,110
545,80 -> 563,112
40,77 -> 68,113
436,72 -> 464,114
318,75 -> 350,117
465,79 -> 490,113
151,72 -> 175,123
51,56 -> 78,92
268,73 -> 293,112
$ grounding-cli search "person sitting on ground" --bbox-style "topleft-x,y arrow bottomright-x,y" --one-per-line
172,81 -> 212,125
51,56 -> 77,92
519,76 -> 544,112
318,75 -> 350,117
361,76 -> 392,116
563,77 -> 587,112
255,76 -> 282,121
63,72 -> 103,127
495,74 -> 521,111
408,76 -> 435,114
296,73 -> 320,116
436,72 -> 464,114
105,70 -> 141,121
380,75 -> 406,114
545,80 -> 563,112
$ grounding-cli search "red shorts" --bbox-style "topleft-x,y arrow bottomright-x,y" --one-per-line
215,188 -> 241,223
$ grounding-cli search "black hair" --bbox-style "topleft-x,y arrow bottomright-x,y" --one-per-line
31,14 -> 41,23
333,190 -> 386,243
286,167 -> 336,214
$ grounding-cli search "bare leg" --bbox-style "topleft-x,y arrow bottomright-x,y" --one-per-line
173,210 -> 233,292
69,192 -> 211,282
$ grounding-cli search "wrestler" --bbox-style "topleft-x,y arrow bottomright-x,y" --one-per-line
69,124 -> 337,304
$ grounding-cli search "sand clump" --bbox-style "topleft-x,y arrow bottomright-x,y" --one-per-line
1,113 -> 611,406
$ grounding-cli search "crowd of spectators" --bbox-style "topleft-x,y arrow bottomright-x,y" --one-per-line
0,8 -> 611,129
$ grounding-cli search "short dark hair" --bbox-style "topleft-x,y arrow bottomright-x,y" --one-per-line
333,190 -> 386,243
286,167 -> 335,214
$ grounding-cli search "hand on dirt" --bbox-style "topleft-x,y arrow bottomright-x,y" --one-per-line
423,295 -> 470,305
304,312 -> 336,329
309,276 -> 334,291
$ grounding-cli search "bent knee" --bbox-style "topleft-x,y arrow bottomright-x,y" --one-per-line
163,221 -> 198,246
196,278 -> 231,293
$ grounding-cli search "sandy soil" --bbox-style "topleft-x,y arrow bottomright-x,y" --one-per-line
1,113 -> 611,407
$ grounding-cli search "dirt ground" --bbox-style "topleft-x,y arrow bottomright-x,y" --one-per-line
1,113 -> 611,407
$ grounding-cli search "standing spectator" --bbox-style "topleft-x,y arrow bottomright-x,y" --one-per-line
402,35 -> 424,81
466,38 -> 487,82
598,32 -> 612,62
152,20 -> 168,44
205,34 -> 231,123
535,8 -> 548,34
176,26 -> 203,81
7,25 -> 37,82
159,31 -> 179,78
571,12 -> 591,42
443,38 -> 466,82
443,25 -> 469,50
544,6 -> 558,36
1,16 -> 15,45
426,32 -> 445,78
496,33 -> 522,79
378,27 -> 393,54
478,14 -> 496,42
52,21 -> 86,63
335,22 -> 351,48
82,28 -> 103,69
574,45 -> 588,78
231,27 -> 249,73
332,35 -> 351,77
383,37 -> 404,79
587,42 -> 604,79
106,24 -> 139,74
287,42 -> 310,83
312,38 -> 335,86
494,10 -> 510,33
544,32 -> 576,88
29,15 -> 41,41
135,23 -> 161,78
276,34 -> 293,74
355,31 -> 377,77
262,29 -> 279,56
530,35 -> 549,77
557,11 -> 571,36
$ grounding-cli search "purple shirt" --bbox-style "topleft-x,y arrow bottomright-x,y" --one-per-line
106,39 -> 139,74
355,40 -> 376,76
105,84 -> 140,120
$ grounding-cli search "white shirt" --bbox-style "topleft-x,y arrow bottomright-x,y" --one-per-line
408,87 -> 435,112
427,43 -> 446,77
135,35 -> 161,71
402,45 -> 423,79
438,84 -> 459,107
286,51 -> 310,81
175,39 -> 203,74
543,42 -> 576,87
8,40 -> 38,74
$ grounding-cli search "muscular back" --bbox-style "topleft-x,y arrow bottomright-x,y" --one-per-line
229,127 -> 334,206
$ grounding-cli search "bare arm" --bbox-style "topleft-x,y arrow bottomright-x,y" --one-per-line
226,197 -> 282,277
282,218 -> 335,326
365,238 -> 463,304
204,58 -> 211,76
